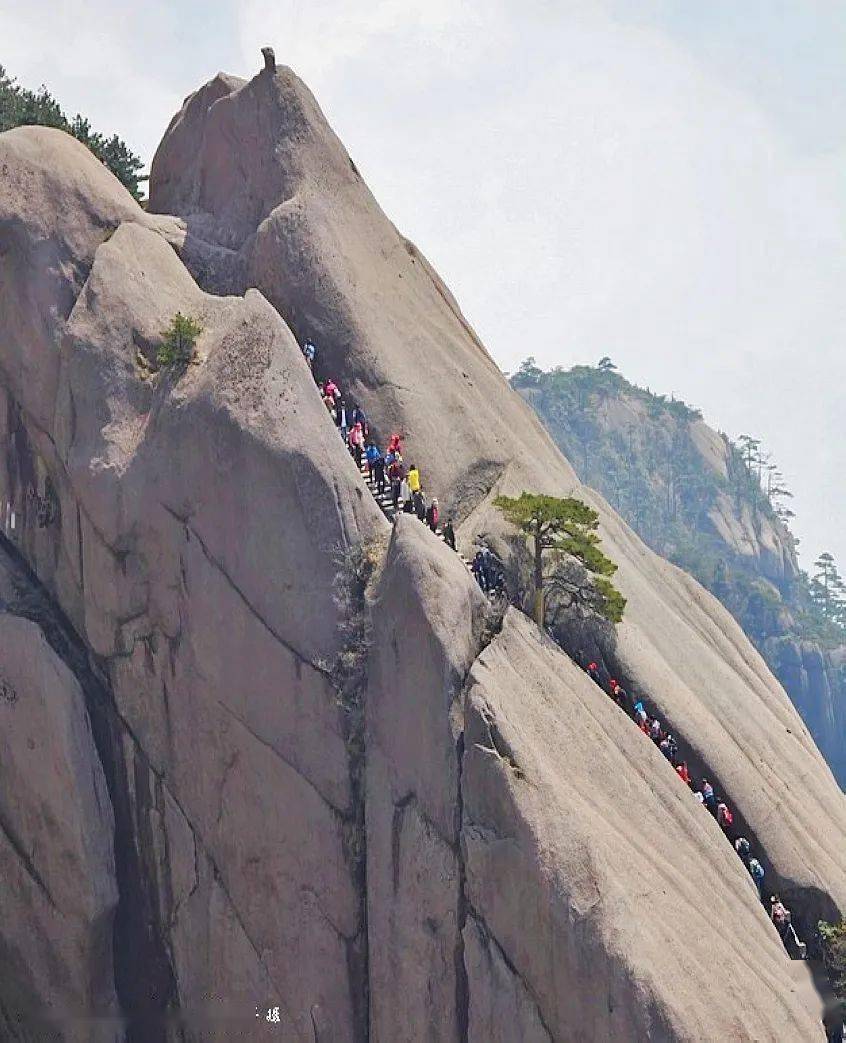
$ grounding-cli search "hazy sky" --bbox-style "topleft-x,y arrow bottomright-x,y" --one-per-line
4,1 -> 845,570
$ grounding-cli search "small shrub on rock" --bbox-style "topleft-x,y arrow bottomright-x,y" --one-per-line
157,312 -> 202,367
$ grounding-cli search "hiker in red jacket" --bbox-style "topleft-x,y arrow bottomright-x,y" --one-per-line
426,498 -> 439,532
716,802 -> 734,833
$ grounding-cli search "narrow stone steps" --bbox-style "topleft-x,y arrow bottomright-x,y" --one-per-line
354,457 -> 487,592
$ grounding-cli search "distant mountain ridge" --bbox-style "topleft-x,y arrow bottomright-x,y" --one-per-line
512,359 -> 846,788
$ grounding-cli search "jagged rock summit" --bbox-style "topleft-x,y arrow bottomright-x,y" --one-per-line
0,53 -> 843,1040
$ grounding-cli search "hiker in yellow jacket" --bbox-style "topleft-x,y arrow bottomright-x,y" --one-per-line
407,465 -> 421,495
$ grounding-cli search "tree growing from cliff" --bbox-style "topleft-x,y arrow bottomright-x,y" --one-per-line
514,356 -> 543,386
0,65 -> 145,200
812,553 -> 842,620
157,313 -> 203,367
737,434 -> 761,475
493,492 -> 625,626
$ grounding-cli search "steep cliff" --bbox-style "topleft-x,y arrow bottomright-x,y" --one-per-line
0,124 -> 385,1039
0,53 -> 845,1040
512,362 -> 846,788
367,518 -> 824,1041
0,569 -> 118,1041
148,58 -> 846,911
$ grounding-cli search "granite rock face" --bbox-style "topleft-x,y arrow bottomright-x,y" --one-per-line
367,519 -> 825,1039
365,517 -> 488,1041
0,607 -> 118,1042
148,63 -> 567,529
0,123 -> 384,1039
765,638 -> 846,789
460,609 -> 824,1040
150,62 -> 846,932
0,56 -> 844,1041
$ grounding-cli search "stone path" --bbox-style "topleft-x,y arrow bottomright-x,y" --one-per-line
353,457 -> 499,593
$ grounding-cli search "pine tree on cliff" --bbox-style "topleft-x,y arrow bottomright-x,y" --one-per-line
812,552 -> 841,619
494,492 -> 625,626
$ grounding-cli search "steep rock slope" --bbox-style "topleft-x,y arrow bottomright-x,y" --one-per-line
367,518 -> 823,1039
149,61 -> 570,525
0,593 -> 118,1042
0,125 -> 386,1039
149,62 -> 846,942
1,59 -> 845,1040
777,641 -> 846,787
512,363 -> 846,789
366,517 -> 489,1041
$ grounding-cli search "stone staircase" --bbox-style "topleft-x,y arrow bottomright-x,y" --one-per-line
354,457 -> 479,577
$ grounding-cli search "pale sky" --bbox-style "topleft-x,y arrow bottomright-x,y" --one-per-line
3,1 -> 845,573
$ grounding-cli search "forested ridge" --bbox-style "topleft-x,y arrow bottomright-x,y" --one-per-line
513,358 -> 846,787
0,63 -> 145,200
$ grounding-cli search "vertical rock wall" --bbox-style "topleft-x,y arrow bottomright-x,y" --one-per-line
366,518 -> 488,1040
367,519 -> 826,1040
0,126 -> 386,1040
0,607 -> 118,1042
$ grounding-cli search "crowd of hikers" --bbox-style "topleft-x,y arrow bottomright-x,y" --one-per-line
576,652 -> 808,960
304,335 -> 816,968
302,338 -> 501,589
470,547 -> 506,597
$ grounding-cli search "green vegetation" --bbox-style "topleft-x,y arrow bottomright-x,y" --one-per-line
511,359 -> 846,651
0,65 -> 145,200
818,919 -> 846,1008
157,313 -> 203,367
493,492 -> 625,626
810,552 -> 846,627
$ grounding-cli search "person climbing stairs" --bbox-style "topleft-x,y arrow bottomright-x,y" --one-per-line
354,456 -> 482,579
